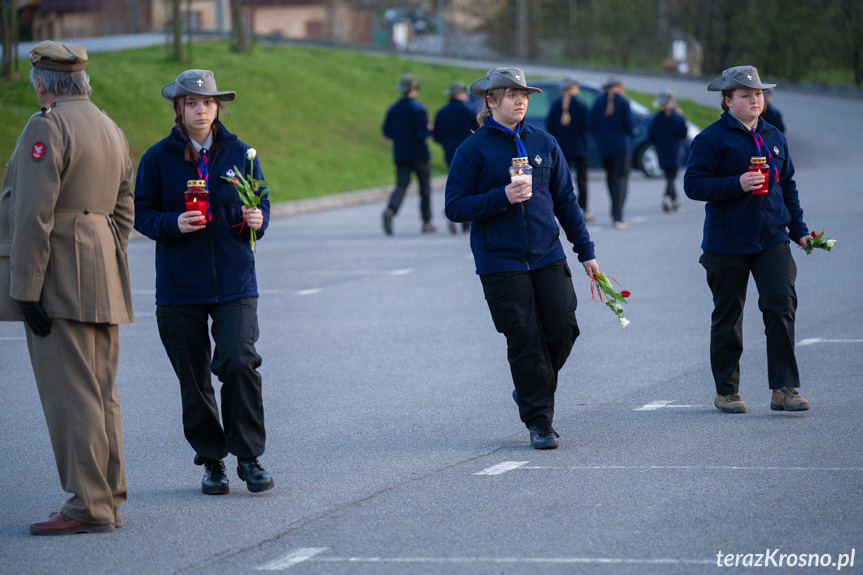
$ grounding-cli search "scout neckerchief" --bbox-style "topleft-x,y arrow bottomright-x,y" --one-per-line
196,147 -> 213,221
485,117 -> 528,159
751,131 -> 779,183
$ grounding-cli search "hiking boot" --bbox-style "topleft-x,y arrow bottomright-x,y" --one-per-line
382,209 -> 394,235
528,424 -> 560,450
714,393 -> 747,413
771,387 -> 810,412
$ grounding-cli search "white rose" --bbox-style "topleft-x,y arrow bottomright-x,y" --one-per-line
825,239 -> 836,249
619,316 -> 630,328
245,148 -> 257,161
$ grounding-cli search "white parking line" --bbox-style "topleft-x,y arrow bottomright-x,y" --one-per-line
473,461 -> 529,476
518,465 -> 863,472
798,338 -> 863,346
257,547 -> 329,570
257,549 -> 714,569
633,400 -> 703,411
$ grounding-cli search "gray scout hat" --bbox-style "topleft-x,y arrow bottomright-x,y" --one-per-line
469,67 -> 542,97
654,89 -> 675,106
602,75 -> 623,90
30,40 -> 88,72
706,65 -> 776,92
562,76 -> 580,89
444,81 -> 467,97
161,69 -> 236,101
395,73 -> 420,93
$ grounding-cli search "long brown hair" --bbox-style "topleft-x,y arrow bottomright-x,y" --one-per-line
476,88 -> 531,127
173,95 -> 228,163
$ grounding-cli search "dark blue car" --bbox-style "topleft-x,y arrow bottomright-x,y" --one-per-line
521,80 -> 700,177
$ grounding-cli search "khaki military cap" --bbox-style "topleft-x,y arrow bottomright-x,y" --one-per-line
707,65 -> 776,91
30,40 -> 88,72
469,67 -> 541,97
444,81 -> 467,97
161,69 -> 236,101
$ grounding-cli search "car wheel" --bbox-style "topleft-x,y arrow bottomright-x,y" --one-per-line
636,144 -> 663,178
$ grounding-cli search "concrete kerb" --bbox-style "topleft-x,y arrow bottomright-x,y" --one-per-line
129,175 -> 449,241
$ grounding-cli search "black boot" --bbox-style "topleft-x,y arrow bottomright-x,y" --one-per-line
237,458 -> 275,493
202,459 -> 229,495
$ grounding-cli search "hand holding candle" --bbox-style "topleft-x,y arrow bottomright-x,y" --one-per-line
509,158 -> 533,201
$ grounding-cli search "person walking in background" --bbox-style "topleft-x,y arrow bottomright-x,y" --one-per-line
546,76 -> 592,222
760,89 -> 785,133
648,89 -> 688,212
445,67 -> 599,450
382,73 -> 435,235
134,69 -> 275,496
590,76 -> 634,229
684,65 -> 811,415
0,41 -> 134,535
433,81 -> 478,233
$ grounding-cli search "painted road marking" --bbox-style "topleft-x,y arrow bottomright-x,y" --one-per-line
799,338 -> 863,346
307,268 -> 412,276
518,465 -> 863,472
634,400 -> 702,411
257,549 -> 714,569
257,547 -> 329,570
473,461 -> 529,476
0,336 -> 25,341
295,288 -> 323,296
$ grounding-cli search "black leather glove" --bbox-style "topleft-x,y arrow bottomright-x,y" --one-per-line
18,300 -> 52,337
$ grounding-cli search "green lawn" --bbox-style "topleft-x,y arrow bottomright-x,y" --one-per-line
1,41 -> 719,203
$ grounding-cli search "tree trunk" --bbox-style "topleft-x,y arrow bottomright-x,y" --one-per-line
172,0 -> 184,62
231,0 -> 246,53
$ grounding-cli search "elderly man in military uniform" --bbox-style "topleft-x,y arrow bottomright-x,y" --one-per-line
0,41 -> 134,535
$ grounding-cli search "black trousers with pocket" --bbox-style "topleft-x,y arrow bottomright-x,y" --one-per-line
480,260 -> 580,427
700,242 -> 800,396
156,298 -> 265,462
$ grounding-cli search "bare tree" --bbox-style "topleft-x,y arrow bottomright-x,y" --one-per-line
231,0 -> 246,53
171,0 -> 184,61
1,0 -> 19,81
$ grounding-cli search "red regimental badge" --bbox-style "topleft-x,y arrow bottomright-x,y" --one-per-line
32,142 -> 45,159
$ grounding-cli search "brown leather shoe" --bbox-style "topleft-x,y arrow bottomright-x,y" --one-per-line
30,512 -> 115,535
714,393 -> 747,413
771,387 -> 810,411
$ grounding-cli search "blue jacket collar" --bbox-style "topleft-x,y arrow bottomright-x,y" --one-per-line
166,123 -> 237,151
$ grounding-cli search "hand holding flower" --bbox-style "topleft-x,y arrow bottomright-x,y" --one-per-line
801,229 -> 836,255
241,206 -> 263,231
591,272 -> 631,328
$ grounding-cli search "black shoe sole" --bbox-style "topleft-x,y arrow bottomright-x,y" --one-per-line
531,439 -> 559,450
770,402 -> 810,412
202,483 -> 229,495
714,400 -> 746,413
245,479 -> 275,493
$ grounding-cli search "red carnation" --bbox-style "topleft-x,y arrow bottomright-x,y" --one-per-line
620,290 -> 631,298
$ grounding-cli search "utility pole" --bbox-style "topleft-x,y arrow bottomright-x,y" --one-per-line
436,0 -> 445,56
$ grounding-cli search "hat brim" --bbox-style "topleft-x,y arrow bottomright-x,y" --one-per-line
469,76 -> 542,97
161,82 -> 236,101
706,76 -> 776,92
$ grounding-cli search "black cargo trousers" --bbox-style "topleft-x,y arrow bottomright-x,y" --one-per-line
480,260 -> 580,427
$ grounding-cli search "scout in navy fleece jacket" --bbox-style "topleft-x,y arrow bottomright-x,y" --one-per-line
446,67 -> 599,451
134,69 -> 275,495
684,65 -> 812,415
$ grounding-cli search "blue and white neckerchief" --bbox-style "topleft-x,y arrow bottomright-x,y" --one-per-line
485,117 -> 527,159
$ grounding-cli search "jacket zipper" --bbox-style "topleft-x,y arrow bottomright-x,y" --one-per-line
207,146 -> 220,303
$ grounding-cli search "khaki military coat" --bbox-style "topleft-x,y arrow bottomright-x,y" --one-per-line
0,95 -> 134,324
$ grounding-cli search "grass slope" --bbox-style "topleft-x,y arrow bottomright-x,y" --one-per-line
1,41 -> 718,203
